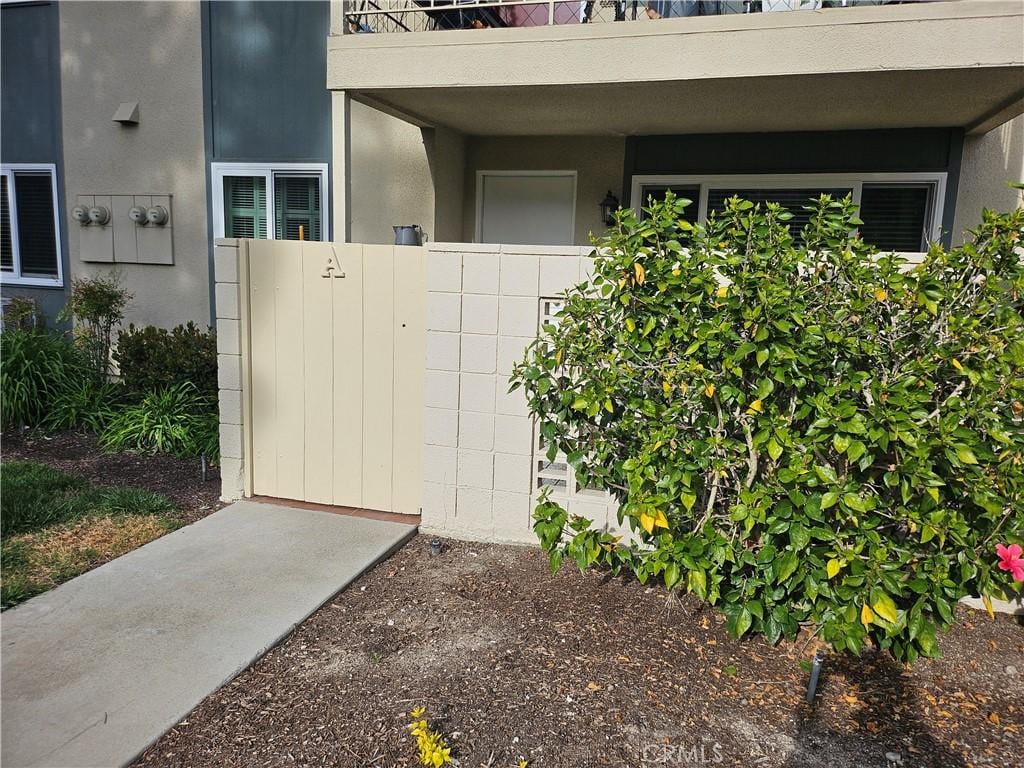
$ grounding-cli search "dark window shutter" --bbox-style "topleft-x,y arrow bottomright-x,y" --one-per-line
1,176 -> 13,272
274,176 -> 321,241
13,172 -> 58,277
707,187 -> 852,242
224,176 -> 267,239
859,184 -> 930,252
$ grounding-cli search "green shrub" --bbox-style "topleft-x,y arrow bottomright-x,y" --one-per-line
0,330 -> 91,429
2,296 -> 42,330
41,379 -> 123,433
512,194 -> 1024,663
58,273 -> 130,379
115,322 -> 217,397
99,383 -> 218,459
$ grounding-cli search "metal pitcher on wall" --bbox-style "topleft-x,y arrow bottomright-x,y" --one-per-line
393,225 -> 424,246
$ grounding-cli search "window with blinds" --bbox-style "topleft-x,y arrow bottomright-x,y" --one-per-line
274,176 -> 322,241
220,172 -> 323,242
1,176 -> 13,273
707,187 -> 852,241
858,183 -> 931,253
0,167 -> 61,284
223,176 -> 267,240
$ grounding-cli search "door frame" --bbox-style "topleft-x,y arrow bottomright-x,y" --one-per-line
474,170 -> 577,245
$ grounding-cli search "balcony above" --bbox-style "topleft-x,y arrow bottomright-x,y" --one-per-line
327,0 -> 1024,135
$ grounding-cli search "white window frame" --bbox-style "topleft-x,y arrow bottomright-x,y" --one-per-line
630,172 -> 947,255
475,170 -> 578,245
210,162 -> 330,241
0,163 -> 64,288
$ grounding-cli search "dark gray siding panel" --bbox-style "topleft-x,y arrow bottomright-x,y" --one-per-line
1,1 -> 69,323
627,129 -> 964,246
206,0 -> 331,163
631,130 -> 961,175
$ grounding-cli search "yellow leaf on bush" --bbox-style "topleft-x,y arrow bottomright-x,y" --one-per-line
704,384 -> 716,398
639,511 -> 656,534
952,358 -> 963,371
634,262 -> 646,285
872,593 -> 899,624
861,603 -> 875,627
639,509 -> 669,534
716,285 -> 729,298
747,399 -> 763,414
826,559 -> 842,579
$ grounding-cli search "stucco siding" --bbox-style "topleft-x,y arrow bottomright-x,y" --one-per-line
953,115 -> 1024,245
347,100 -> 436,244
59,0 -> 209,329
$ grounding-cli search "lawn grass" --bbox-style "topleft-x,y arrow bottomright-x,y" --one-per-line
1,460 -> 180,608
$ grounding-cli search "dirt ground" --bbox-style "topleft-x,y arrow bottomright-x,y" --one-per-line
2,429 -> 223,525
135,535 -> 1023,768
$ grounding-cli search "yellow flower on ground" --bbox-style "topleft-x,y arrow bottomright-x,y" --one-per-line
874,288 -> 888,302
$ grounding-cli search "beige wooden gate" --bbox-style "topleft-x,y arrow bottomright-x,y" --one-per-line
242,239 -> 425,515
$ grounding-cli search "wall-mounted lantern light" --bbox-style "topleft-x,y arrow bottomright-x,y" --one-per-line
600,190 -> 619,226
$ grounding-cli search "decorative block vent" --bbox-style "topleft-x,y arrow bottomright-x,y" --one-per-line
531,297 -> 610,505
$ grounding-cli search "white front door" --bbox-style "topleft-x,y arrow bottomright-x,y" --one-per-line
477,171 -> 576,246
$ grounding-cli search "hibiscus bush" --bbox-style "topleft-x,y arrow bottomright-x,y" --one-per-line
511,192 -> 1024,662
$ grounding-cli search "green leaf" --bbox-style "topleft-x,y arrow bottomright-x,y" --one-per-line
954,445 -> 978,465
664,562 -> 681,589
767,439 -> 783,461
821,492 -> 839,510
756,349 -> 769,367
687,568 -> 707,600
776,551 -> 799,583
846,441 -> 866,462
843,493 -> 866,512
734,608 -> 753,638
832,434 -> 850,454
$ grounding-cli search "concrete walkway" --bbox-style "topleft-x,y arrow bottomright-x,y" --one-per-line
1,500 -> 417,768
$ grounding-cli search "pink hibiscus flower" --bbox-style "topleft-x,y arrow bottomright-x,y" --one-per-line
996,543 -> 1024,582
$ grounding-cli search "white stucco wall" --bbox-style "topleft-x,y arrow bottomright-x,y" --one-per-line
59,0 -> 209,329
953,115 -> 1024,244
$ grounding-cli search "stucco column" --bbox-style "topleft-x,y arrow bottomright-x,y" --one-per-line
331,90 -> 351,242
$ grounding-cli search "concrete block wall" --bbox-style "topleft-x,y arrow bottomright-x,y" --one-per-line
420,242 -> 621,544
214,238 -> 246,502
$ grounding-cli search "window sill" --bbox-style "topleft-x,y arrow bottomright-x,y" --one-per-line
0,274 -> 64,289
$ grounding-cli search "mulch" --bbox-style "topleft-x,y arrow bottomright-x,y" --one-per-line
2,430 -> 223,525
134,536 -> 1023,768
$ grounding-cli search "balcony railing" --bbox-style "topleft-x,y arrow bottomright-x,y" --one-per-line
341,0 -> 938,34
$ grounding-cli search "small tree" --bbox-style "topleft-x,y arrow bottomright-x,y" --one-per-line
511,193 -> 1024,662
59,273 -> 131,380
